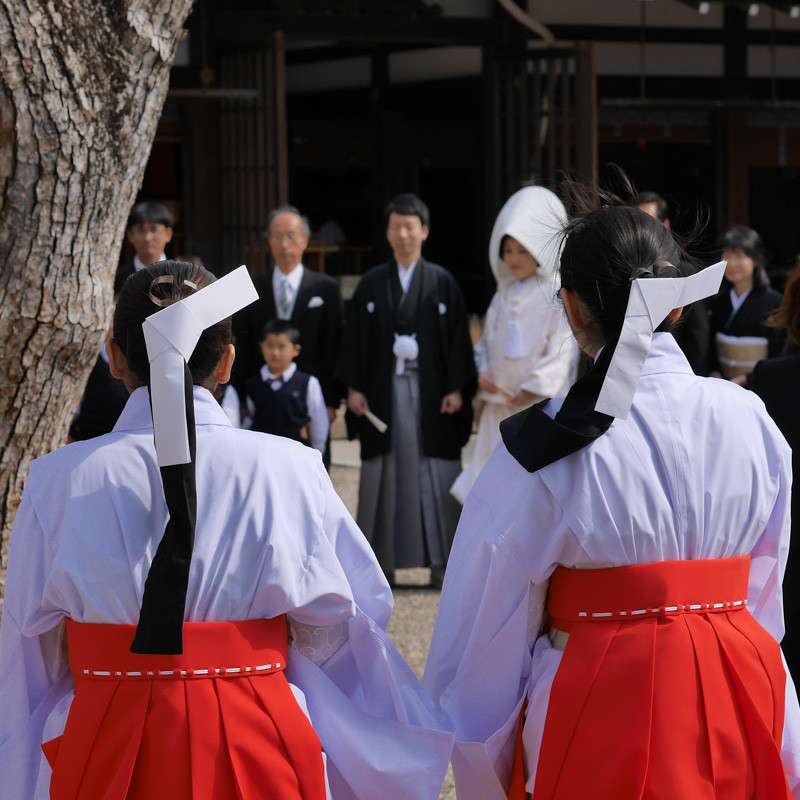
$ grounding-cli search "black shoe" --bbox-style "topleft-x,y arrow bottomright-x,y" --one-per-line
429,566 -> 445,589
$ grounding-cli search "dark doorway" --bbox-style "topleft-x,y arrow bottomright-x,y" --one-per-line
749,166 -> 800,290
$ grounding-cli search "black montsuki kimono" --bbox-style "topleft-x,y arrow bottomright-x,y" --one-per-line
337,258 -> 477,575
338,258 -> 476,462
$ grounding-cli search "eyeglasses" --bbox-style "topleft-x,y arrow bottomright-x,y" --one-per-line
267,232 -> 301,243
130,224 -> 169,238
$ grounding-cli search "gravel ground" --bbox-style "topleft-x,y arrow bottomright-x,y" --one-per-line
329,463 -> 456,800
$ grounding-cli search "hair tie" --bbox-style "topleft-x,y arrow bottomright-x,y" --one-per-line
148,275 -> 199,307
632,268 -> 656,283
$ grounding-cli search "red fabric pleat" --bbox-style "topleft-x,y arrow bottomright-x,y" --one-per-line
532,557 -> 791,800
44,618 -> 326,800
507,702 -> 529,800
185,678 -> 238,797
249,674 -> 327,799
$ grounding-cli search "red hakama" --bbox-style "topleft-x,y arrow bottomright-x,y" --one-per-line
509,556 -> 791,800
43,618 -> 326,800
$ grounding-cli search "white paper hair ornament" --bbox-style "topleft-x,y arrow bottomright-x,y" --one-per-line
595,260 -> 726,419
142,265 -> 258,466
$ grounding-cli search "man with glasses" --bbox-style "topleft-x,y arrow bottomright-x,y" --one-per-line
233,206 -> 343,461
114,200 -> 174,295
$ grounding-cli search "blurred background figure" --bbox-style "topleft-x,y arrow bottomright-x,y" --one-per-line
707,225 -> 785,387
631,190 -> 710,376
451,185 -> 576,504
233,205 -> 343,465
339,193 -> 476,588
70,201 -> 174,442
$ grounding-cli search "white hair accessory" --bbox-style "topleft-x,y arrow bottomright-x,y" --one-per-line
595,261 -> 726,419
142,265 -> 258,466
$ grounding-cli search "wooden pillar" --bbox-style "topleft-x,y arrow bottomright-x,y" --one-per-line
718,6 -> 749,230
272,31 -> 288,207
370,48 -> 390,247
182,100 -> 221,270
574,41 -> 598,187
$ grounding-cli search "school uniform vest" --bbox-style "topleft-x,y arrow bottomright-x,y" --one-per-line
247,371 -> 311,444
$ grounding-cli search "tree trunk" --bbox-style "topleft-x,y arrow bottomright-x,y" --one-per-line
0,0 -> 195,583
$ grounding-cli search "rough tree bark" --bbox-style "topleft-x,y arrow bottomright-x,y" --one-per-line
0,0 -> 196,581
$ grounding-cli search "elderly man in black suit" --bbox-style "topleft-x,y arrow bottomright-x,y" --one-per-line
233,206 -> 343,453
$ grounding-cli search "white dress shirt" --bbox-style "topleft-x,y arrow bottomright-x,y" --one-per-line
245,362 -> 329,452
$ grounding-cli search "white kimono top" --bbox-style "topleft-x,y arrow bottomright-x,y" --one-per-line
474,276 -> 575,403
0,387 -> 452,800
426,334 -> 800,799
452,278 -> 576,503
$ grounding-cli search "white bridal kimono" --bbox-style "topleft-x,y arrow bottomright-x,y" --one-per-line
451,277 -> 575,503
426,334 -> 800,799
451,184 -> 576,504
0,387 -> 453,800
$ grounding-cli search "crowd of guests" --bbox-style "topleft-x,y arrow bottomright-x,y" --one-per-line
69,193 -> 799,581
10,182 -> 800,797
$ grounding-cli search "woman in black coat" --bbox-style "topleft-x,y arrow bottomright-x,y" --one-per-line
707,226 -> 785,385
751,259 -> 800,684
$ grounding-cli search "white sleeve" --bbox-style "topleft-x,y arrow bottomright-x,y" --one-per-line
285,459 -> 454,800
243,390 -> 255,429
220,385 -> 241,428
744,441 -> 800,786
424,457 -> 569,800
519,307 -> 576,398
474,293 -> 500,374
0,476 -> 72,800
305,376 -> 329,453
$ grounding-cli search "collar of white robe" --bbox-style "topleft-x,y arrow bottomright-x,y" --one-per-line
500,261 -> 728,474
142,265 -> 258,466
594,260 -> 726,419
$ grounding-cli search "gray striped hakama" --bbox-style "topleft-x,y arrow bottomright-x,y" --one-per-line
357,363 -> 462,577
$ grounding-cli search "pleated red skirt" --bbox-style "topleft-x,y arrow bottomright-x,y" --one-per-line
509,556 -> 791,800
43,618 -> 326,800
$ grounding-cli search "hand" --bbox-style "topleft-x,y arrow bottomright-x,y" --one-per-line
478,372 -> 499,394
327,405 -> 337,424
506,389 -> 537,407
440,389 -> 463,415
348,388 -> 369,416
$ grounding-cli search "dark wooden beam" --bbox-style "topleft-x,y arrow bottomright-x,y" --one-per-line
211,10 -> 499,46
545,23 -> 800,46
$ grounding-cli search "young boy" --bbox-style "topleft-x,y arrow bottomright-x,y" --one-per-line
245,319 -> 329,452
114,200 -> 174,295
